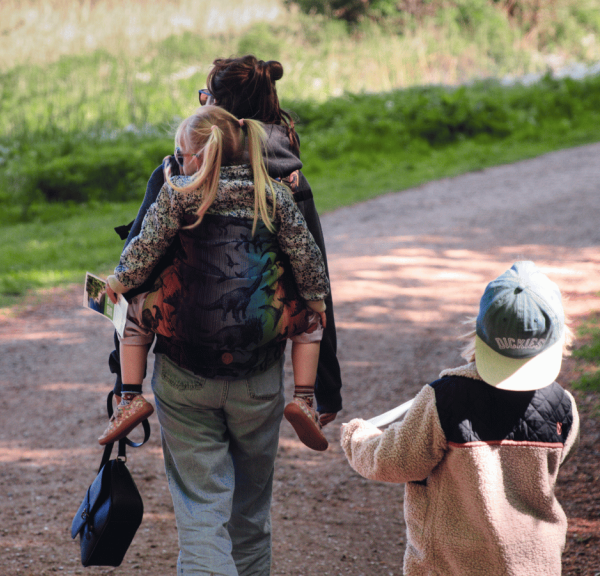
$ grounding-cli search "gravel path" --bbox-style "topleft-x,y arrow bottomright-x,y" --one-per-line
1,142 -> 599,575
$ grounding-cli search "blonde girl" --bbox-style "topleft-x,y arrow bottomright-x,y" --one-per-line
169,106 -> 278,236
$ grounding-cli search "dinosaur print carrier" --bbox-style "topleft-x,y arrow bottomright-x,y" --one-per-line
143,213 -> 314,379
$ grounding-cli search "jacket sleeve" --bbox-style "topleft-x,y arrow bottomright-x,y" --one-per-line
275,184 -> 330,302
125,164 -> 166,248
340,385 -> 447,483
113,182 -> 186,290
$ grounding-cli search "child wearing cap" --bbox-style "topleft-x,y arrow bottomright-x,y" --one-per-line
341,261 -> 580,576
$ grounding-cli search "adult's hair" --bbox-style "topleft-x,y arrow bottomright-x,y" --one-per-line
207,55 -> 299,153
167,106 -> 277,235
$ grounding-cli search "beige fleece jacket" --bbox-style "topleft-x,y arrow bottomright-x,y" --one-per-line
341,364 -> 580,576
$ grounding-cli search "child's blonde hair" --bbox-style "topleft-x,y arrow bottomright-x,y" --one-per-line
167,105 -> 277,234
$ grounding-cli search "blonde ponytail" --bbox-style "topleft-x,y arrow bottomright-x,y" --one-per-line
167,106 -> 281,233
243,118 -> 277,235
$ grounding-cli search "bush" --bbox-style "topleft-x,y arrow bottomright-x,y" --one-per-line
3,72 -> 600,223
237,24 -> 282,60
1,134 -> 172,222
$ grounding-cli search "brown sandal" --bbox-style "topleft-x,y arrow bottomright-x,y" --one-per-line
98,394 -> 154,445
284,397 -> 328,451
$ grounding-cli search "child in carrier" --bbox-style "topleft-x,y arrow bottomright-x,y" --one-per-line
99,105 -> 331,452
341,261 -> 580,575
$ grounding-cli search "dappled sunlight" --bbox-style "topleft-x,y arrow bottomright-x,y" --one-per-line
40,382 -> 107,391
144,512 -> 176,522
278,437 -> 309,450
343,360 -> 381,368
277,437 -> 330,462
328,241 -> 600,330
0,441 -> 165,466
0,330 -> 87,344
0,445 -> 91,465
336,321 -> 390,331
567,518 -> 600,536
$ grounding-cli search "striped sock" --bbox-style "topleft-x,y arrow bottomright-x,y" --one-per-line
294,386 -> 314,402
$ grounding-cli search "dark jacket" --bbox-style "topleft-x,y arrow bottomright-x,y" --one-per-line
109,126 -> 343,412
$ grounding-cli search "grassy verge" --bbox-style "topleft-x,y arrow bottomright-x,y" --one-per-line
3,72 -> 600,306
2,1 -> 600,307
572,310 -> 600,396
0,203 -> 140,308
2,118 -> 599,309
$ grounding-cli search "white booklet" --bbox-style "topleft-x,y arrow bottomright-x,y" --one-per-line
82,272 -> 128,338
367,398 -> 415,428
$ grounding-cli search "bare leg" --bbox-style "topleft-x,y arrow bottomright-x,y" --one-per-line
120,342 -> 149,387
284,341 -> 328,451
98,343 -> 153,445
291,341 -> 320,391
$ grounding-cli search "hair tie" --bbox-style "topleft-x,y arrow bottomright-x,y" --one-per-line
238,119 -> 245,128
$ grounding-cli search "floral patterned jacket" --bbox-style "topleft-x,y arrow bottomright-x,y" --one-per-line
111,164 -> 330,379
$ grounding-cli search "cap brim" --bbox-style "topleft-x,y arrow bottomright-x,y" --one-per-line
475,334 -> 564,391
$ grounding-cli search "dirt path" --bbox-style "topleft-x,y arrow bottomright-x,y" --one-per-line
1,143 -> 600,575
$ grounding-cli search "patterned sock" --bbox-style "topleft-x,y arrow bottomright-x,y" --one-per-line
293,386 -> 314,405
120,385 -> 142,404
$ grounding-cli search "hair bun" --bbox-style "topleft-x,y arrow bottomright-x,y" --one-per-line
265,60 -> 284,82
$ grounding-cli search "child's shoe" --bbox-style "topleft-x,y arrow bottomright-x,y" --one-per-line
284,397 -> 329,451
98,394 -> 154,445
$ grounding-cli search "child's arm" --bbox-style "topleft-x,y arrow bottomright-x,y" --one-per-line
124,163 -> 166,248
274,184 -> 330,303
341,384 -> 447,484
108,179 -> 191,294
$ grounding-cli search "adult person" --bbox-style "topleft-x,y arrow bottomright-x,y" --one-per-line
108,55 -> 342,424
105,56 -> 343,575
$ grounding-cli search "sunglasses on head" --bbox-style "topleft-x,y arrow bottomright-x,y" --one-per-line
198,89 -> 211,106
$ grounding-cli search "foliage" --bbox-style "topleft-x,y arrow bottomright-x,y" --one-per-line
288,0 -> 600,46
0,202 -> 139,307
237,23 -> 282,59
291,73 -> 600,176
0,134 -> 173,222
572,311 -> 600,393
2,72 -> 600,226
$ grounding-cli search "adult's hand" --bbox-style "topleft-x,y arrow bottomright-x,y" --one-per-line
319,412 -> 337,426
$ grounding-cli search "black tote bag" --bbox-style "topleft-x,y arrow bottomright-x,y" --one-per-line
71,392 -> 150,567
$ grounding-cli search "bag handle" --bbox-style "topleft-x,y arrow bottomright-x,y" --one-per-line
98,391 -> 151,473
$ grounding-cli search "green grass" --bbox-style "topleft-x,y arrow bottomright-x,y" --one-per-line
2,107 -> 599,309
0,203 -> 139,308
3,72 -> 600,305
2,1 -> 600,307
4,72 -> 600,220
572,311 -> 600,393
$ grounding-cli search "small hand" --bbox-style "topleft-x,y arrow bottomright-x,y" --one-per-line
319,412 -> 336,426
106,283 -> 118,304
318,310 -> 327,330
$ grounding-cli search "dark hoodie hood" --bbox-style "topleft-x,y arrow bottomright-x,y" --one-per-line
242,124 -> 303,179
